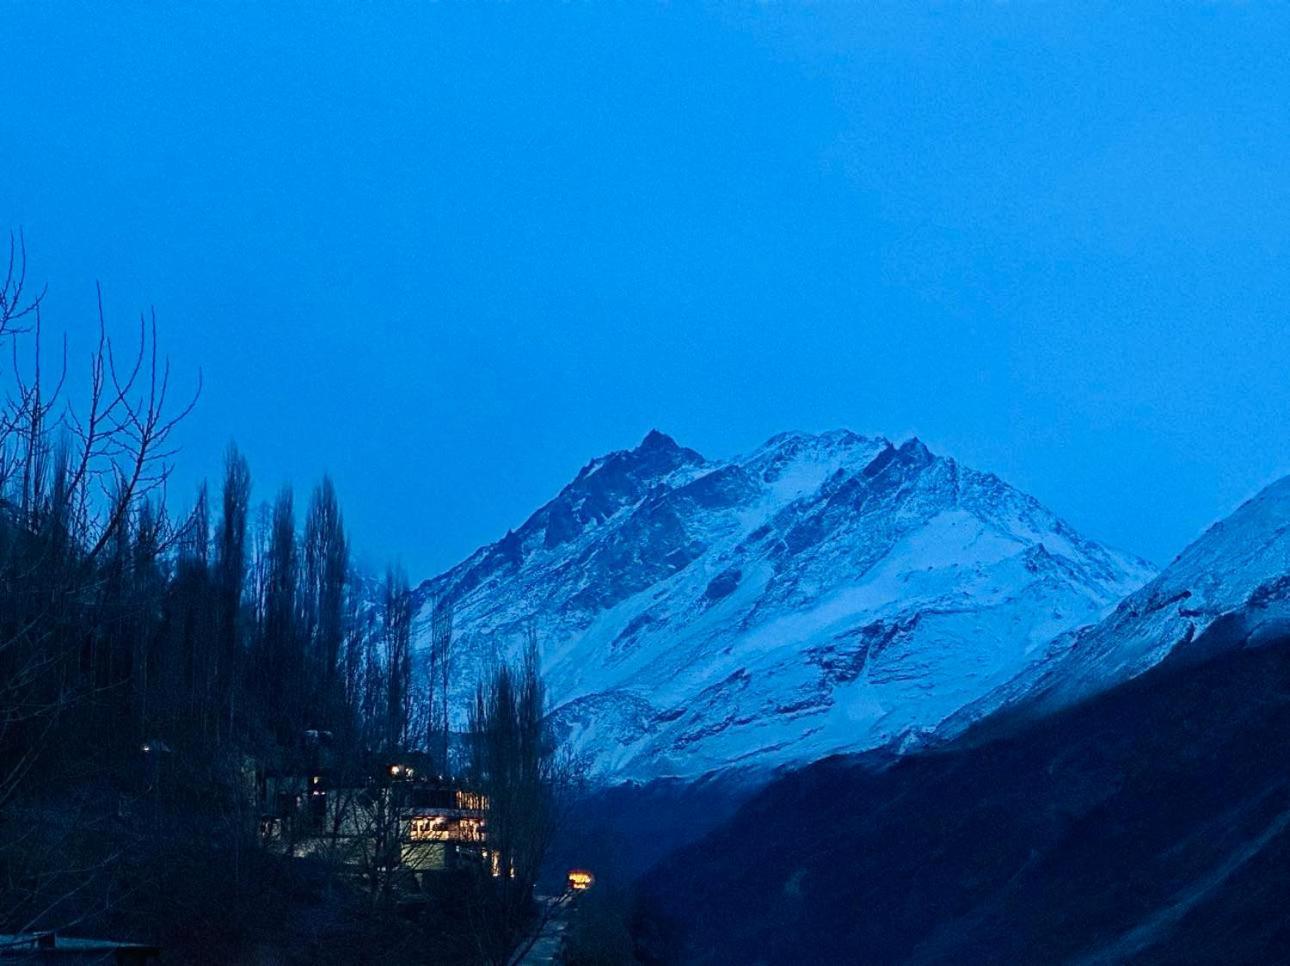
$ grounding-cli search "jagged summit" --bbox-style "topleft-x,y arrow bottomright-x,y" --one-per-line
638,427 -> 685,452
571,428 -> 700,483
413,430 -> 1154,780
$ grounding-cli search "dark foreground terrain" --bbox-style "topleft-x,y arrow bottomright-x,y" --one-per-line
637,630 -> 1290,964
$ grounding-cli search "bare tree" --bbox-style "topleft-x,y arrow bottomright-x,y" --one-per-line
0,232 -> 199,932
467,625 -> 563,964
214,445 -> 250,742
427,593 -> 454,774
303,476 -> 348,726
341,565 -> 368,739
0,233 -> 198,807
384,566 -> 412,752
261,485 -> 301,742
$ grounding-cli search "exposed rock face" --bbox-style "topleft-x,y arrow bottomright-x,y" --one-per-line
960,474 -> 1290,728
413,429 -> 1153,780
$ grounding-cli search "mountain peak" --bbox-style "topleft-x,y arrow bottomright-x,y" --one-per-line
758,428 -> 881,452
899,436 -> 932,459
639,428 -> 680,452
414,428 -> 1155,780
623,430 -> 704,475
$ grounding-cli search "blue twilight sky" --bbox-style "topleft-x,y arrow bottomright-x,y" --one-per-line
2,2 -> 1288,577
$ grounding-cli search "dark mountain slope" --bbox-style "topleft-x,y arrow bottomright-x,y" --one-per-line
544,774 -> 755,891
637,629 -> 1290,964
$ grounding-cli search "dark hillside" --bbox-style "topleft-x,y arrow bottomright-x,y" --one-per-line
638,633 -> 1290,964
547,774 -> 755,891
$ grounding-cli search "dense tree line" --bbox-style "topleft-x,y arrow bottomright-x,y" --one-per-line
0,431 -> 391,793
0,238 -> 565,964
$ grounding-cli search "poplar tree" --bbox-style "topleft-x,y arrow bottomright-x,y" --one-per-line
216,444 -> 251,741
304,476 -> 348,725
383,566 -> 412,751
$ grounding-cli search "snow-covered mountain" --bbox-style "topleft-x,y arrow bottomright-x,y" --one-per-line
412,430 -> 1153,780
960,473 -> 1290,725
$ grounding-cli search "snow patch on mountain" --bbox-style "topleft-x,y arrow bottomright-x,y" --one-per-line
412,430 -> 1154,780
959,474 -> 1290,726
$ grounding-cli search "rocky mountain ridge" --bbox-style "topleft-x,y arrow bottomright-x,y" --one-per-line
412,429 -> 1153,780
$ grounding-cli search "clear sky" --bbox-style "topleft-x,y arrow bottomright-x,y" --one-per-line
2,3 -> 1287,577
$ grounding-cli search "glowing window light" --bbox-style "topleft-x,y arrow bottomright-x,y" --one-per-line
408,814 -> 486,843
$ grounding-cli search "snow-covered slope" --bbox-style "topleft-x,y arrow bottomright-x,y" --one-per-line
412,430 -> 1153,780
961,474 -> 1290,724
